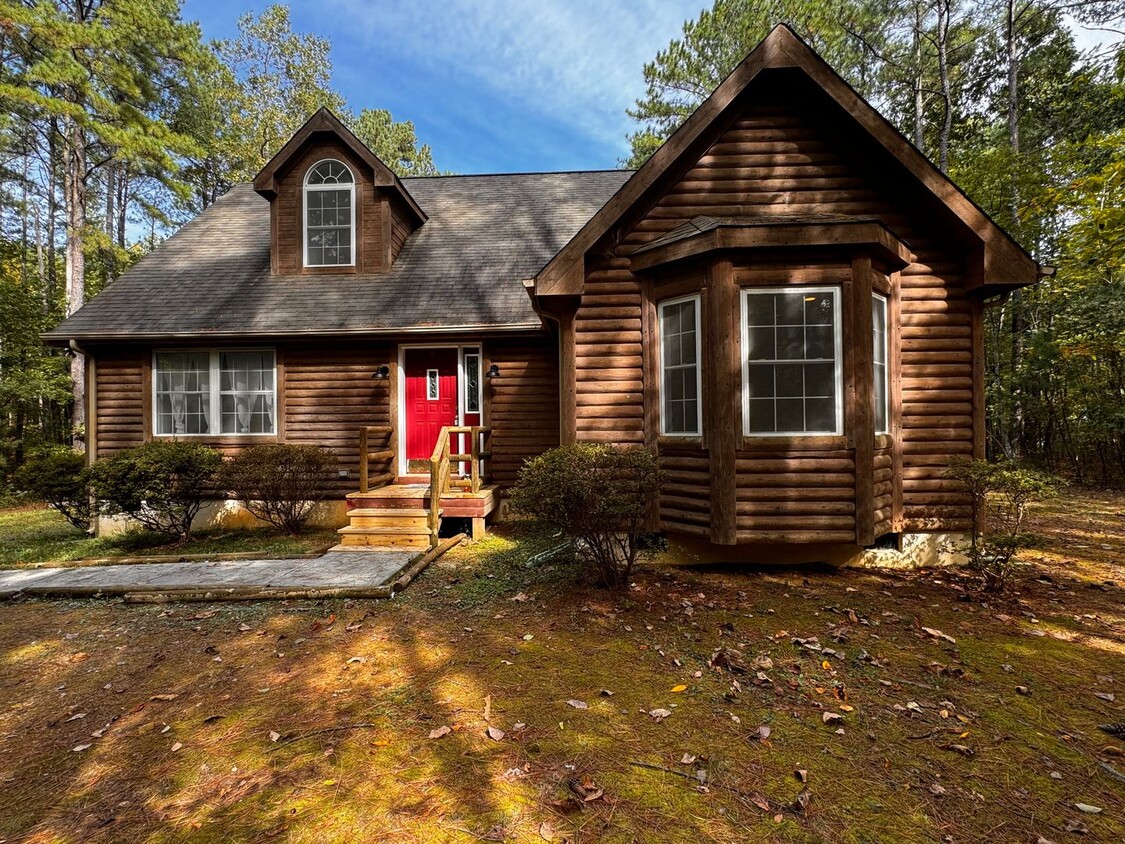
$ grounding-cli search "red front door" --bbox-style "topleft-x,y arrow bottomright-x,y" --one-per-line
404,348 -> 459,471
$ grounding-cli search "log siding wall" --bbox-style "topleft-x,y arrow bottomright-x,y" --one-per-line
89,334 -> 557,497
570,74 -> 978,541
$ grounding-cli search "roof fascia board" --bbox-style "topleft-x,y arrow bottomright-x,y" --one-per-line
533,24 -> 1037,298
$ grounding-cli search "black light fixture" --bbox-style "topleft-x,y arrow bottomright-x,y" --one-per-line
371,364 -> 390,380
486,364 -> 500,379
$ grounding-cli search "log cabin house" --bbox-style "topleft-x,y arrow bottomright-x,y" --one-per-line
45,26 -> 1044,563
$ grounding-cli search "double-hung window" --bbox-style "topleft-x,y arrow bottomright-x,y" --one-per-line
154,350 -> 276,436
658,295 -> 702,436
742,287 -> 842,436
304,159 -> 355,267
872,293 -> 889,435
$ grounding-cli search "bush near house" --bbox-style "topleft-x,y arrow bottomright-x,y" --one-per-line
89,441 -> 222,541
220,444 -> 336,535
950,458 -> 1059,591
509,443 -> 663,588
12,448 -> 92,531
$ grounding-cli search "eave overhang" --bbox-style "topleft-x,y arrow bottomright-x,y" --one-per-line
628,215 -> 913,273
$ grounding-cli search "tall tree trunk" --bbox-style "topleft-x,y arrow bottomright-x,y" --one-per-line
116,166 -> 127,248
936,0 -> 953,172
912,3 -> 925,151
1006,0 -> 1019,157
63,113 -> 87,446
47,117 -> 59,311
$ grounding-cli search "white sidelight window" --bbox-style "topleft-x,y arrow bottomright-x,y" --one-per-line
154,350 -> 276,436
463,352 -> 481,414
658,295 -> 703,436
741,287 -> 842,436
873,293 -> 889,435
303,159 -> 355,267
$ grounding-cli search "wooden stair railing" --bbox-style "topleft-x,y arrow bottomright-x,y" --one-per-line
358,425 -> 395,493
427,425 -> 492,547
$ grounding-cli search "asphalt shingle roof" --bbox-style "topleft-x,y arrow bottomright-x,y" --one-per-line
45,170 -> 633,341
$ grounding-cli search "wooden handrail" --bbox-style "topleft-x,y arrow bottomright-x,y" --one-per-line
427,425 -> 492,547
358,425 -> 395,493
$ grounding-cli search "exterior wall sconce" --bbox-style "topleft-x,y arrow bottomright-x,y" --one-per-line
486,364 -> 500,378
371,365 -> 390,380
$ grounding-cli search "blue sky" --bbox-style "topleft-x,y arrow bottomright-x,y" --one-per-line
181,0 -> 708,174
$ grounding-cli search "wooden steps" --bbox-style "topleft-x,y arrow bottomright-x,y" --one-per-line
337,507 -> 436,548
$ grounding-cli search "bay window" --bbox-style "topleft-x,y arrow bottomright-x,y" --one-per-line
742,287 -> 842,436
658,295 -> 702,436
155,350 -> 276,436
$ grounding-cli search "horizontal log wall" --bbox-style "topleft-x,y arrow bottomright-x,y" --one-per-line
873,445 -> 894,537
734,451 -> 857,543
93,350 -> 146,459
282,342 -> 393,495
571,72 -> 976,541
89,335 -> 556,497
485,335 -> 560,487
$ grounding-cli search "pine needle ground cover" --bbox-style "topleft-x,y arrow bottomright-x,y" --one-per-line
0,492 -> 1122,843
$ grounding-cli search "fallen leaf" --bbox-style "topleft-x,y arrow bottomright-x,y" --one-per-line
170,742 -> 183,752
749,792 -> 772,812
64,713 -> 86,722
150,693 -> 178,702
649,708 -> 672,721
671,684 -> 688,693
1094,692 -> 1116,702
269,731 -> 281,742
942,744 -> 974,756
511,592 -> 530,603
839,704 -> 855,713
929,783 -> 946,796
599,689 -> 614,697
538,821 -> 555,841
346,656 -> 364,664
522,634 -> 534,641
822,712 -> 843,724
921,627 -> 956,644
1075,803 -> 1102,814
755,724 -> 772,741
429,726 -> 452,739
792,788 -> 811,813
1064,819 -> 1089,834
486,726 -> 505,741
1016,685 -> 1031,696
238,623 -> 252,632
795,769 -> 808,783
72,743 -> 91,752
681,753 -> 697,765
566,699 -> 588,710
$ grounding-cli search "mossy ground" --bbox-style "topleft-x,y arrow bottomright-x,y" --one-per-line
0,493 -> 1122,842
0,506 -> 337,569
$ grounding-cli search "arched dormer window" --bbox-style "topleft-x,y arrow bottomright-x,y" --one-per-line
303,159 -> 355,267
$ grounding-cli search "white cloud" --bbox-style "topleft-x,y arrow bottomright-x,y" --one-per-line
325,0 -> 705,152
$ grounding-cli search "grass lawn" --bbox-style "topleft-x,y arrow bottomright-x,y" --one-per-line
0,505 -> 338,569
0,492 -> 1122,842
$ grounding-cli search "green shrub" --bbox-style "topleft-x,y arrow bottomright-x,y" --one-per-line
509,443 -> 663,588
89,440 -> 222,540
220,444 -> 336,535
12,448 -> 92,531
949,458 -> 1059,591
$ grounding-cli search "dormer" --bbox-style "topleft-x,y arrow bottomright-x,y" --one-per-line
253,108 -> 426,275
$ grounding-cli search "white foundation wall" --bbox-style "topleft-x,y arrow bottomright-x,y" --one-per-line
95,499 -> 348,537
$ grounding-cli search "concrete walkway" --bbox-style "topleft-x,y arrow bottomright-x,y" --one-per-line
0,549 -> 419,600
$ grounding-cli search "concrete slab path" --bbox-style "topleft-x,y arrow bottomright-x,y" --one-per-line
0,549 -> 418,600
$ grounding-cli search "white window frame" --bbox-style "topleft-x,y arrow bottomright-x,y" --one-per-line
302,159 -> 356,269
740,286 -> 844,437
872,293 -> 890,435
657,294 -> 703,437
152,348 -> 277,437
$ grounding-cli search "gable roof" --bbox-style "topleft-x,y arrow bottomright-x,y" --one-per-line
533,24 -> 1041,297
253,107 -> 426,224
44,171 -> 631,343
